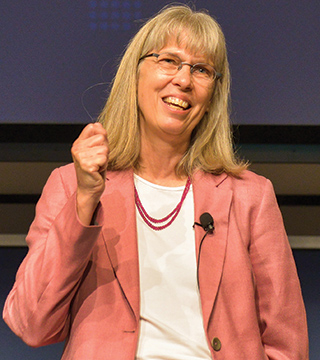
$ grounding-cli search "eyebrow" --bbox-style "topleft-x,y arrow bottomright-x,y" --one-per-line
160,51 -> 212,65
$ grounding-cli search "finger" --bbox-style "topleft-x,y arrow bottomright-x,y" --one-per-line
81,156 -> 108,175
72,125 -> 108,157
73,145 -> 108,171
87,132 -> 108,148
78,122 -> 107,141
73,135 -> 107,153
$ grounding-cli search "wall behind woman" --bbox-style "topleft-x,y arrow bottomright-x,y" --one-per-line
1,0 -> 319,125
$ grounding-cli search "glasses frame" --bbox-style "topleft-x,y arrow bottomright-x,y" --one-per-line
139,52 -> 222,82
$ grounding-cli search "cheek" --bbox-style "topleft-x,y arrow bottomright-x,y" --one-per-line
137,75 -> 171,113
137,75 -> 150,111
201,88 -> 214,112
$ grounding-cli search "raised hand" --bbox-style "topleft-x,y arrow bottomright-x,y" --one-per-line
71,123 -> 109,225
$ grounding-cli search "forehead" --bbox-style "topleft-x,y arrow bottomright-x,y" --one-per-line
156,36 -> 213,63
156,47 -> 210,65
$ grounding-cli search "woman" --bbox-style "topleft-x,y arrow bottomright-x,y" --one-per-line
3,5 -> 308,359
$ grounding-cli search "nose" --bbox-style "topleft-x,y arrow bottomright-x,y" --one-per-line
172,64 -> 193,90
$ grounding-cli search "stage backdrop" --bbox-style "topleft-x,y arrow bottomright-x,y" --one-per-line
1,0 -> 319,125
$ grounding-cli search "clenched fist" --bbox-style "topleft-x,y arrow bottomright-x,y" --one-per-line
71,123 -> 108,225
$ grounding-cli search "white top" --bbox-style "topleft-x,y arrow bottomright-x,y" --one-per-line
134,175 -> 212,360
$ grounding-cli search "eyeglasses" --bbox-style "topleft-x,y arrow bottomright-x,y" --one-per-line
139,52 -> 222,83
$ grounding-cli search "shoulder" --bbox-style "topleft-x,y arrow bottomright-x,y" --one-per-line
195,169 -> 276,207
226,169 -> 272,192
55,163 -> 77,181
195,169 -> 272,192
226,170 -> 275,200
223,170 -> 278,215
45,163 -> 77,197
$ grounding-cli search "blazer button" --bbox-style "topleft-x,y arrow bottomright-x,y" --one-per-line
211,337 -> 221,351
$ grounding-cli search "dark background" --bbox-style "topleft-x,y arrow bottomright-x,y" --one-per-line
1,0 -> 319,125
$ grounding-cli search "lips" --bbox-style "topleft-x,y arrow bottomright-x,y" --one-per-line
163,96 -> 191,110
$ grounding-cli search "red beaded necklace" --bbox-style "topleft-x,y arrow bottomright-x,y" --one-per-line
134,177 -> 192,231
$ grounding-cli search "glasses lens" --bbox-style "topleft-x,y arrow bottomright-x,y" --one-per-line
156,53 -> 181,75
192,64 -> 215,80
153,53 -> 218,83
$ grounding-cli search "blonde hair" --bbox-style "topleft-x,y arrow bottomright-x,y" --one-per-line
98,4 -> 247,176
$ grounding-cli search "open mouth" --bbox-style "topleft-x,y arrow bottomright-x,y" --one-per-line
163,96 -> 191,110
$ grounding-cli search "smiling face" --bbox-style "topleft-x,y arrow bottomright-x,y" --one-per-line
137,42 -> 214,148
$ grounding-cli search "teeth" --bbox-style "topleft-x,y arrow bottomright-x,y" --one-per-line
163,97 -> 189,110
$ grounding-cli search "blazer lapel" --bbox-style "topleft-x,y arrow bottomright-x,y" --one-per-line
193,170 -> 232,331
99,169 -> 140,324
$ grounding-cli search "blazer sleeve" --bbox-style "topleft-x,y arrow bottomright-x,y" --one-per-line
249,178 -> 309,359
3,166 -> 103,347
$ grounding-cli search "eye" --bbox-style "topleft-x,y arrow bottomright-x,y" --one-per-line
192,64 -> 212,77
157,53 -> 180,67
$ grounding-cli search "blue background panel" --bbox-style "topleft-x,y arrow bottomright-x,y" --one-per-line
1,0 -> 319,124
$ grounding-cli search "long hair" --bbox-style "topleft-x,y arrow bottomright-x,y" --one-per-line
98,5 -> 247,176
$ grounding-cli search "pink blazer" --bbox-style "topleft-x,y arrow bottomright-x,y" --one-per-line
3,164 -> 308,359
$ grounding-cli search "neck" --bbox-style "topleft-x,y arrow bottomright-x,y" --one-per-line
136,135 -> 189,187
